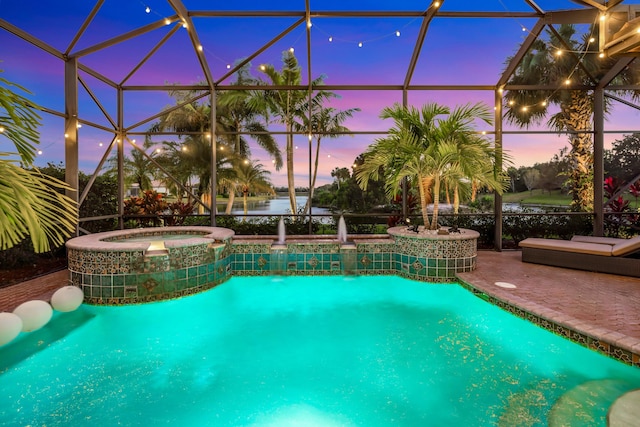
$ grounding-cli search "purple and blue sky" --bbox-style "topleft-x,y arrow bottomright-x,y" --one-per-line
1,0 -> 639,187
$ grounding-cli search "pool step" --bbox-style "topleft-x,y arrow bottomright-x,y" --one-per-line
548,379 -> 636,427
608,389 -> 640,426
497,378 -> 636,426
497,378 -> 558,426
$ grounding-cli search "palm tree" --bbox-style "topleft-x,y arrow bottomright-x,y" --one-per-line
356,102 -> 505,230
217,63 -> 283,169
294,105 -> 360,215
503,23 -> 640,212
105,137 -> 157,193
233,159 -> 274,218
251,51 -> 328,214
0,72 -> 77,252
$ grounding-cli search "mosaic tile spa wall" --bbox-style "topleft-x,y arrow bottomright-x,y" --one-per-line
68,227 -> 480,305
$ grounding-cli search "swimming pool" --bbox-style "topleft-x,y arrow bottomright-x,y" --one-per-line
1,275 -> 638,426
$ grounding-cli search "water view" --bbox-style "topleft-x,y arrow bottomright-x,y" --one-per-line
219,196 -> 332,217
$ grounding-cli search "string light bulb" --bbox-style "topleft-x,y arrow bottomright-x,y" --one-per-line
99,142 -> 103,147
0,126 -> 4,132
37,150 -> 42,155
599,52 -> 605,58
555,50 -> 563,56
198,45 -> 203,51
164,18 -> 171,25
182,22 -> 188,29
565,78 -> 571,85
226,64 -> 231,69
396,30 -> 400,37
541,100 -> 547,107
328,36 -> 333,42
259,65 -> 266,71
145,6 -> 150,13
358,42 -> 363,48
434,1 -> 440,7
289,47 -> 294,53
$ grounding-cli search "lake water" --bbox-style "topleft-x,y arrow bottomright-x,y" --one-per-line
219,196 -> 332,217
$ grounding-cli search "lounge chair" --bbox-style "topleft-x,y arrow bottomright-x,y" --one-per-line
518,235 -> 640,277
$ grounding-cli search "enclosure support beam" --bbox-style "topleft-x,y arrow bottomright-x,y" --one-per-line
593,86 -> 605,236
210,91 -> 217,227
117,88 -> 125,230
64,58 -> 80,236
494,89 -> 504,251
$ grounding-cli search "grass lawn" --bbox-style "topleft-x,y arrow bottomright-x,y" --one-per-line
500,190 -> 571,206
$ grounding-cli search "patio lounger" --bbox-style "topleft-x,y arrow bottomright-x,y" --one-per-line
519,236 -> 640,277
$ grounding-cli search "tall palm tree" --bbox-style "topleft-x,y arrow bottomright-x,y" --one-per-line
233,159 -> 274,218
294,105 -> 360,215
357,102 -> 504,230
0,72 -> 77,252
251,51 -> 328,214
217,63 -> 283,170
503,23 -> 640,212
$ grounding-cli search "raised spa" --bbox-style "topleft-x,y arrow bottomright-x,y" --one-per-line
66,227 -> 234,304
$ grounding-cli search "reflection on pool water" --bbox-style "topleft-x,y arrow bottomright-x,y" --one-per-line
1,276 -> 638,426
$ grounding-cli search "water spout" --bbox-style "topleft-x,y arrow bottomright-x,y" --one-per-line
277,217 -> 286,244
337,215 -> 348,243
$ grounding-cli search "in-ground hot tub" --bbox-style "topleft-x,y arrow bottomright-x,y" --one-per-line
66,227 -> 234,305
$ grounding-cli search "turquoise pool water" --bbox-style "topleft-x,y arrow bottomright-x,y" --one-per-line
1,275 -> 639,426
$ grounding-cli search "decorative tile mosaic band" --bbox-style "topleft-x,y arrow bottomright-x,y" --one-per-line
67,227 -> 479,305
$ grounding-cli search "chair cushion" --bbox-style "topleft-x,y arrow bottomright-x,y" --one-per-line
611,236 -> 640,257
571,235 -> 622,245
519,238 -> 612,256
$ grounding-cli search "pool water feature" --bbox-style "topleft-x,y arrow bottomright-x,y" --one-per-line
1,276 -> 639,426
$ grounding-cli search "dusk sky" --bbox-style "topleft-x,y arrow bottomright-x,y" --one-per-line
2,0 -> 640,187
